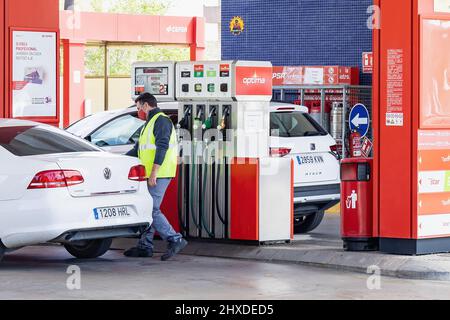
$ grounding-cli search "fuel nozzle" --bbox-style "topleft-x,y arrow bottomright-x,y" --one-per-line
177,106 -> 192,130
218,106 -> 231,131
193,108 -> 204,130
202,106 -> 217,130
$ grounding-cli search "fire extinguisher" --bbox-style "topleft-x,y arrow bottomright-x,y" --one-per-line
349,129 -> 362,158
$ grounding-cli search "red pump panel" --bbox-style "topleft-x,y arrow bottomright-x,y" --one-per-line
161,171 -> 180,233
230,158 -> 259,241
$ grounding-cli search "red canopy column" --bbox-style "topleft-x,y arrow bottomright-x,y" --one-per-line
190,17 -> 206,61
62,39 -> 85,127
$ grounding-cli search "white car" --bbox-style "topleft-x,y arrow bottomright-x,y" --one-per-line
0,119 -> 153,261
269,103 -> 340,233
66,102 -> 340,234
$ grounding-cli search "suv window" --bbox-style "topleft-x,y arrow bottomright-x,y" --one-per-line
90,115 -> 145,147
0,126 -> 99,156
270,112 -> 327,138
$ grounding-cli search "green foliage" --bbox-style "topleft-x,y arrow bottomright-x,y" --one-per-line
85,46 -> 105,77
108,46 -> 190,76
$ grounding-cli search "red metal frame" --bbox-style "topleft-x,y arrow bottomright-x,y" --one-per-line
8,27 -> 60,126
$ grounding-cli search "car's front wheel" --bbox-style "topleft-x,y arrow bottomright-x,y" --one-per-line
0,246 -> 4,262
64,238 -> 112,259
294,210 -> 325,234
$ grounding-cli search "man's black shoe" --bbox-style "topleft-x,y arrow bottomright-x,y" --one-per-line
161,239 -> 188,261
123,247 -> 153,258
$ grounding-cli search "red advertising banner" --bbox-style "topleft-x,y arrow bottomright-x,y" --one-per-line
235,66 -> 273,96
272,66 -> 359,86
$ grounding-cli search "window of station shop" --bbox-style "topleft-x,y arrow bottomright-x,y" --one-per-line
83,44 -> 189,114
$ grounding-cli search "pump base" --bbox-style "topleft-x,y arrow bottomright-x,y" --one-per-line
184,237 -> 291,246
380,237 -> 450,256
343,237 -> 379,252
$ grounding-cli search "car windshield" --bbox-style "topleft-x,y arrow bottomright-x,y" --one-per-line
270,111 -> 327,138
90,115 -> 145,147
66,111 -> 120,138
0,125 -> 99,156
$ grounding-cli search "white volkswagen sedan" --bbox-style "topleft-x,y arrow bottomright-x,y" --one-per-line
0,119 -> 153,261
66,102 -> 340,234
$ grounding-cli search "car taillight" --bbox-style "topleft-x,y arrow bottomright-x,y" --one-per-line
330,145 -> 338,153
270,147 -> 291,157
128,165 -> 147,182
28,170 -> 84,189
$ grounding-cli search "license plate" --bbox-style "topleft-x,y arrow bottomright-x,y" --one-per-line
296,155 -> 325,165
94,206 -> 131,220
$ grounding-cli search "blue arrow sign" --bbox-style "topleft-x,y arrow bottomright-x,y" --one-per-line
349,103 -> 370,138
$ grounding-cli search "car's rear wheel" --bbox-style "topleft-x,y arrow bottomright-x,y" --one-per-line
294,210 -> 325,234
0,246 -> 4,262
64,238 -> 112,259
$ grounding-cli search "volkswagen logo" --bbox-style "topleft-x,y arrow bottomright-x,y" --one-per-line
310,143 -> 316,151
103,168 -> 112,180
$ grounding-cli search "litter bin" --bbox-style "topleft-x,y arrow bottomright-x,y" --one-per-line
340,158 -> 378,251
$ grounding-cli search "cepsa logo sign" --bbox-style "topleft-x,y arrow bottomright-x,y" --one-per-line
235,67 -> 273,96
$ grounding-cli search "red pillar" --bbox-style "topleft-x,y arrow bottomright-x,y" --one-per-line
62,39 -> 85,127
190,17 -> 205,61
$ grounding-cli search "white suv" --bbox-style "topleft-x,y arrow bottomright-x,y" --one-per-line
269,103 -> 340,233
67,102 -> 340,234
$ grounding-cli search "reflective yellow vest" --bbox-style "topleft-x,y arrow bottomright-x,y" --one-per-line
138,112 -> 177,178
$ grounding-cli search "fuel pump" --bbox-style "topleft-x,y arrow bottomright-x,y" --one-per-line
176,61 -> 292,244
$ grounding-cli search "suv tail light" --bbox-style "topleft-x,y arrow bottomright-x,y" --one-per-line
330,144 -> 341,160
28,170 -> 84,189
270,147 -> 291,157
128,165 -> 147,182
330,144 -> 338,153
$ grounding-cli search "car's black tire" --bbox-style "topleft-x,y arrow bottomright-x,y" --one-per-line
294,210 -> 325,234
0,247 -> 4,262
64,238 -> 112,259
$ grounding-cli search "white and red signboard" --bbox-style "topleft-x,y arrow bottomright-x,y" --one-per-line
417,130 -> 450,238
12,30 -> 57,118
272,66 -> 359,86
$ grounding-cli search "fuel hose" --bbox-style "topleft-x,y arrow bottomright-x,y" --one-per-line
215,154 -> 226,226
189,141 -> 201,231
200,154 -> 215,238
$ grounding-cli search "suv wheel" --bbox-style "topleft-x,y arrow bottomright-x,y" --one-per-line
64,238 -> 112,259
294,210 -> 325,234
0,246 -> 4,262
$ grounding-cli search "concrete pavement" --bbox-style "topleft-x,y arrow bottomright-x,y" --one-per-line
1,245 -> 450,299
113,214 -> 450,281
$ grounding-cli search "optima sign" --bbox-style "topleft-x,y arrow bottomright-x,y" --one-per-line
235,66 -> 273,96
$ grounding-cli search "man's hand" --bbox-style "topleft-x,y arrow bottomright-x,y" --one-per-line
148,165 -> 160,188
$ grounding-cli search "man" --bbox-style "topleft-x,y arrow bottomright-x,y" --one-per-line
124,92 -> 187,261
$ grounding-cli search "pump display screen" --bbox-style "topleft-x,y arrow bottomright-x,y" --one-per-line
134,67 -> 169,96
